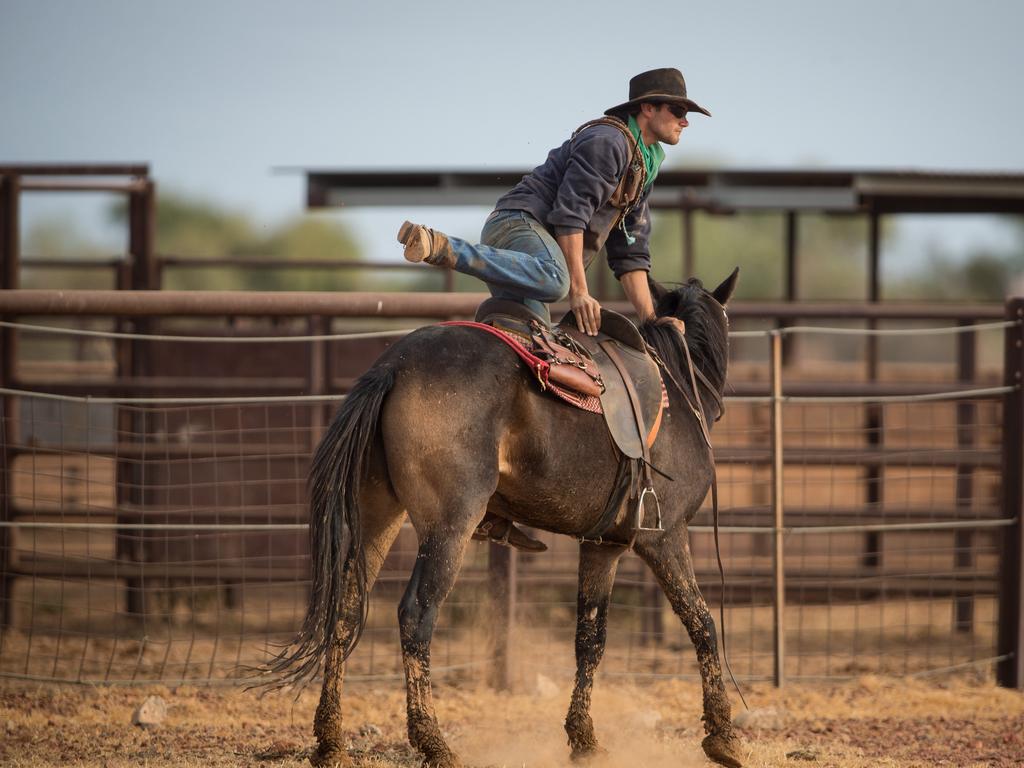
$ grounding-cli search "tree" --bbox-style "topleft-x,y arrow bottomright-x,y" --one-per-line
108,192 -> 366,291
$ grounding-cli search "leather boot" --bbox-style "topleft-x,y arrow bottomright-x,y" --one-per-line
472,513 -> 548,553
397,221 -> 455,268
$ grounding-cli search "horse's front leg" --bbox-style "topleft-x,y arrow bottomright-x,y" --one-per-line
564,541 -> 626,760
635,529 -> 743,768
398,521 -> 477,768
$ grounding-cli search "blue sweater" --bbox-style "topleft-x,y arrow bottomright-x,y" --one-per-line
494,121 -> 653,279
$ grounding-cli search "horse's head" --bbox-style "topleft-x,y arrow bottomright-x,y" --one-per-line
642,268 -> 739,399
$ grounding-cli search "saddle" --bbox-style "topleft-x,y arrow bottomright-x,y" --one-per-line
464,298 -> 668,539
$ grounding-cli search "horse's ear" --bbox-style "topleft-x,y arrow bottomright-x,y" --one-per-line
648,275 -> 679,316
711,267 -> 740,307
648,275 -> 669,305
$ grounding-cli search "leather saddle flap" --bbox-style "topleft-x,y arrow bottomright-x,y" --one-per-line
558,316 -> 663,460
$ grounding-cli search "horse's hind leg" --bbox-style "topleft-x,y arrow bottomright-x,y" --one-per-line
564,541 -> 626,760
312,488 -> 406,768
635,532 -> 743,768
398,520 -> 478,768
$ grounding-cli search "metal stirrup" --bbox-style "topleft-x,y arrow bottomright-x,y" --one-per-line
635,485 -> 663,531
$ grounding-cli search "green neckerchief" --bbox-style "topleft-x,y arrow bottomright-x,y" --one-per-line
627,114 -> 665,188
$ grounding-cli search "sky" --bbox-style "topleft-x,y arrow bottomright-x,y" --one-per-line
2,0 -> 1024,267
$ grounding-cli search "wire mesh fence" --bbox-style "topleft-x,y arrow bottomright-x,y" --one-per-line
0,316 -> 1019,687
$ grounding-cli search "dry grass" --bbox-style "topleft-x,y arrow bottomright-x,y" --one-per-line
2,673 -> 1022,767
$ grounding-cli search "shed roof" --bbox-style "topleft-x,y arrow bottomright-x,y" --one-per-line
303,168 -> 1024,214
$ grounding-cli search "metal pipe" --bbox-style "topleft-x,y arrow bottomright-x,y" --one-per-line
770,330 -> 786,687
682,206 -> 694,279
20,257 -> 127,269
0,164 -> 148,176
488,543 -> 517,690
6,516 -> 1013,534
997,299 -> 1024,689
781,211 -> 798,365
19,179 -> 147,194
0,173 -> 18,632
954,323 -> 977,633
0,289 -> 489,317
157,255 -> 433,271
0,290 -> 1003,320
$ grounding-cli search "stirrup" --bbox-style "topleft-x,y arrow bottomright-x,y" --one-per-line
635,485 -> 663,531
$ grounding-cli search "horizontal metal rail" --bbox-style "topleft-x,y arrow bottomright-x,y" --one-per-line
21,256 -> 128,269
780,321 -> 1016,336
0,521 -> 309,531
0,289 -> 1004,320
3,518 -> 1013,534
3,318 -> 1016,343
10,503 -> 1001,526
0,386 -> 347,405
0,289 -> 491,317
0,164 -> 148,176
18,179 -> 147,194
0,384 -> 1011,407
157,255 -> 429,271
0,320 -> 416,343
785,384 -> 1015,403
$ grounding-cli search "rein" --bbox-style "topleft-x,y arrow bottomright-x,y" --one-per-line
654,329 -> 749,712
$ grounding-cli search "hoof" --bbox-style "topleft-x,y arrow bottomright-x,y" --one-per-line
309,743 -> 352,768
702,732 -> 743,768
570,744 -> 609,762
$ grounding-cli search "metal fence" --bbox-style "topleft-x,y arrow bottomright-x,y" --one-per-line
0,293 -> 1021,690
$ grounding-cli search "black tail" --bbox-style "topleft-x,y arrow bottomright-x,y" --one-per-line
263,365 -> 395,689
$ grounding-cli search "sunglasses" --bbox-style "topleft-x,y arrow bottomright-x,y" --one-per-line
661,103 -> 689,119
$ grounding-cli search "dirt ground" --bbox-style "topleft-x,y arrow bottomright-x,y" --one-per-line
1,672 -> 1022,768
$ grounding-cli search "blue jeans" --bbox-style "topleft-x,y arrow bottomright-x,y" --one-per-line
446,209 -> 570,322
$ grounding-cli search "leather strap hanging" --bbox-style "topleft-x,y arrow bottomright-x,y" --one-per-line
571,116 -> 648,226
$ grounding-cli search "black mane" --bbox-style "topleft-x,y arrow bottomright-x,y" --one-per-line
639,278 -> 729,396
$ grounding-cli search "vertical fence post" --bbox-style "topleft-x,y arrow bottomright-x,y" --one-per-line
863,210 -> 883,571
308,316 -> 329,447
129,179 -> 157,290
681,206 -> 694,280
0,173 -> 15,632
997,298 -> 1024,689
640,560 -> 664,647
770,330 -> 786,687
488,543 -> 517,690
781,211 -> 798,366
0,383 -> 10,633
117,179 -> 156,616
954,323 -> 977,633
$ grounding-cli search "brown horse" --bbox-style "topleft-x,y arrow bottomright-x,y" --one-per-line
267,271 -> 743,768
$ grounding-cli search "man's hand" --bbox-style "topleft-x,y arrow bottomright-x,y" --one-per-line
570,289 -> 602,336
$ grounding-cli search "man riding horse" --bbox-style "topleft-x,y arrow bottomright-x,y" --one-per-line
398,67 -> 710,552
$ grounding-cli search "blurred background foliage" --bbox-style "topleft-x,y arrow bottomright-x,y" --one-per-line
17,191 -> 1024,301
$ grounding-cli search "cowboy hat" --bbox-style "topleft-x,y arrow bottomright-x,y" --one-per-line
604,67 -> 711,117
